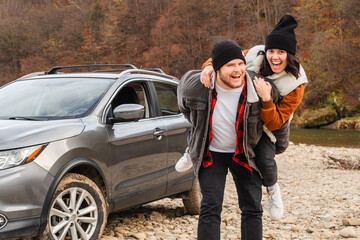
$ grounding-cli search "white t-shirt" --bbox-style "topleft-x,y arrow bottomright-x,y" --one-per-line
209,82 -> 244,153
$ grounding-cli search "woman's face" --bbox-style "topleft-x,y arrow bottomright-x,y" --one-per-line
266,49 -> 287,74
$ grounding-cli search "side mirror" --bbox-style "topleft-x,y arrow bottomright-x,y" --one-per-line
112,104 -> 145,123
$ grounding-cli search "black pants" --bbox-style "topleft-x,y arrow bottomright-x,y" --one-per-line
254,133 -> 277,187
197,151 -> 263,240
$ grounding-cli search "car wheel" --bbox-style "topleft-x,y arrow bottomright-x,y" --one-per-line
38,173 -> 107,240
182,179 -> 201,215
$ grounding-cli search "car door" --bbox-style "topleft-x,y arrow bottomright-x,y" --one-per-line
151,81 -> 194,196
105,80 -> 168,211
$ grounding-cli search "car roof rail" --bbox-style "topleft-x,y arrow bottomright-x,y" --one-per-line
142,68 -> 165,74
92,69 -> 129,73
124,69 -> 178,81
18,72 -> 47,79
46,64 -> 137,74
44,64 -> 178,81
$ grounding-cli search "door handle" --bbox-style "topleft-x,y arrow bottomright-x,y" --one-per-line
153,128 -> 165,140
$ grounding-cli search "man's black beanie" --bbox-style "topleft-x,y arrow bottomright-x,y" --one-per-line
265,15 -> 297,55
211,40 -> 245,72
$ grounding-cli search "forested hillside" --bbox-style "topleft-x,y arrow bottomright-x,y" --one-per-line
0,0 -> 359,115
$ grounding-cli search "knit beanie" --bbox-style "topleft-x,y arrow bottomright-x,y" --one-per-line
211,40 -> 246,72
265,15 -> 297,55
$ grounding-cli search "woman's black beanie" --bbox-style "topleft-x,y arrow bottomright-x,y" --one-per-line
211,40 -> 246,72
265,15 -> 298,55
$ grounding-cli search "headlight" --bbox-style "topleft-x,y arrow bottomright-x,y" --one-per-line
0,145 -> 46,170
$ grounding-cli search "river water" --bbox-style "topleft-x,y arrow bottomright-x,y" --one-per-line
290,128 -> 360,148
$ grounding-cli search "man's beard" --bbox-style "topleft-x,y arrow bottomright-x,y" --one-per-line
218,71 -> 245,89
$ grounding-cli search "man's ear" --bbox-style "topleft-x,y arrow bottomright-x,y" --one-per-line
212,71 -> 217,89
215,70 -> 220,80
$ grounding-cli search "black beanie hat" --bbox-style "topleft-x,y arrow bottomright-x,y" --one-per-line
265,15 -> 297,55
211,40 -> 246,72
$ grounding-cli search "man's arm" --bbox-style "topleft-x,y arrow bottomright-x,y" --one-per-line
177,70 -> 207,123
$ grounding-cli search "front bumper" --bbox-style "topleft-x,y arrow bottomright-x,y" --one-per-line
0,216 -> 40,239
0,162 -> 53,238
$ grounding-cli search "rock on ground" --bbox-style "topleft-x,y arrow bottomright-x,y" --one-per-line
101,144 -> 360,240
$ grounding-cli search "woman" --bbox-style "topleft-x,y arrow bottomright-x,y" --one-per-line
176,15 -> 308,220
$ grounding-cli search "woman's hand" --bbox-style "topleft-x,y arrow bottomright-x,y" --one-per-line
200,65 -> 214,88
253,76 -> 272,102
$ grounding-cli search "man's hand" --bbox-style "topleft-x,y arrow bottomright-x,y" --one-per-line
253,76 -> 272,102
200,65 -> 214,88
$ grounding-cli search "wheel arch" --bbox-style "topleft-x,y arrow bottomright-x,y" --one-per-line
37,158 -> 108,236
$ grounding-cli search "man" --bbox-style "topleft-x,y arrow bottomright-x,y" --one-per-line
177,40 -> 281,240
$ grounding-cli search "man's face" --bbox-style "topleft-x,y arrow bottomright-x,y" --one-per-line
217,59 -> 246,89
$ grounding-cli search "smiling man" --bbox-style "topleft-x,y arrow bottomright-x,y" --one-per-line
217,58 -> 246,89
177,39 -> 282,240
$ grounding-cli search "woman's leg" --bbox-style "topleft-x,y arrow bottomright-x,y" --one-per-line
254,133 -> 277,187
254,133 -> 283,220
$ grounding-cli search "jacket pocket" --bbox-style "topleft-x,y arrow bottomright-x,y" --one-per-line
186,99 -> 207,111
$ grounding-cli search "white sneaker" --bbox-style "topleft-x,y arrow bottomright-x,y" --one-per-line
175,147 -> 192,172
267,183 -> 284,220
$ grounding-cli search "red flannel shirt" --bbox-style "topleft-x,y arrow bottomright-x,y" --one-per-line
202,80 -> 252,172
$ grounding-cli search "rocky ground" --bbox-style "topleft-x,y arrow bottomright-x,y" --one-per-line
100,144 -> 360,240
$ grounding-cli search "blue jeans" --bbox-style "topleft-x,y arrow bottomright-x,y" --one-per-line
254,133 -> 277,187
197,151 -> 263,240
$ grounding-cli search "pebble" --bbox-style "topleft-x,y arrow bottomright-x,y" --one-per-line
130,233 -> 146,240
343,219 -> 360,226
282,225 -> 292,230
100,145 -> 360,240
291,225 -> 303,232
318,230 -> 335,239
340,227 -> 358,238
267,230 -> 276,239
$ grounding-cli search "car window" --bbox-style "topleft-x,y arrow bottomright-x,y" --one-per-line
153,82 -> 179,116
111,82 -> 149,118
0,78 -> 113,119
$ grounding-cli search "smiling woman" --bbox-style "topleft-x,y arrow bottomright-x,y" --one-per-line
265,49 -> 287,73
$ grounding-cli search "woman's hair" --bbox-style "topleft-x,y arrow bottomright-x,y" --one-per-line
258,50 -> 300,78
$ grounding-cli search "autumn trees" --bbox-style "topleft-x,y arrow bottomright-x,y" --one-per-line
0,0 -> 358,109
294,0 -> 360,109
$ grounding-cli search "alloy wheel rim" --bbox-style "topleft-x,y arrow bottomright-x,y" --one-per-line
49,187 -> 98,240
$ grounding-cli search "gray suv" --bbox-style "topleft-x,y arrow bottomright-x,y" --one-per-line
0,64 -> 200,240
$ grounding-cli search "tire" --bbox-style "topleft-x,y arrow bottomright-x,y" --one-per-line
38,173 -> 107,240
182,179 -> 201,215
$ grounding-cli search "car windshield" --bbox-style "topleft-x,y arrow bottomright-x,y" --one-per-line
0,77 -> 113,120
